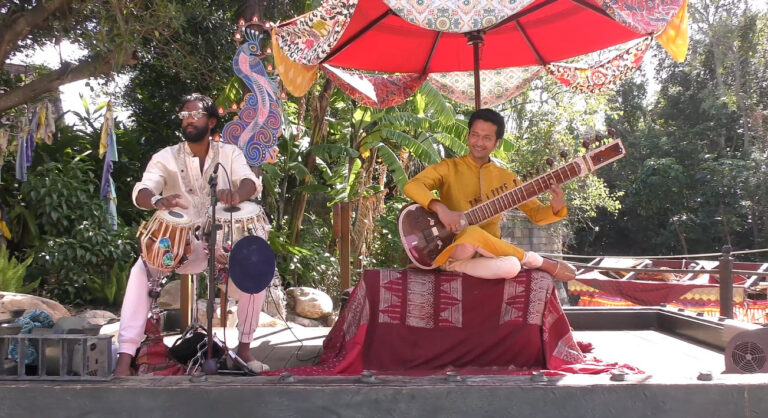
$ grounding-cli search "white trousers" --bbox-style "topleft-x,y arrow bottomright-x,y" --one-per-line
117,245 -> 265,355
442,243 -> 543,280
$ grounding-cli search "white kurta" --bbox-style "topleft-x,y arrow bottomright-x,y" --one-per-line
119,140 -> 265,356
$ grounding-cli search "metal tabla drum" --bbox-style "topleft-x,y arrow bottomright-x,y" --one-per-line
205,201 -> 271,248
137,210 -> 194,271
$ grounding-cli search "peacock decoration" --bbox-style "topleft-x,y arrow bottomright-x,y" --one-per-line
222,28 -> 282,167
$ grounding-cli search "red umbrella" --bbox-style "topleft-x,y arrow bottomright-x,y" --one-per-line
274,0 -> 685,108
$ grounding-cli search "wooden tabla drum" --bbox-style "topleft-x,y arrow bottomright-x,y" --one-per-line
205,201 -> 271,248
137,210 -> 194,271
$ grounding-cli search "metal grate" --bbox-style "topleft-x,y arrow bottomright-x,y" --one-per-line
0,334 -> 113,380
731,341 -> 767,373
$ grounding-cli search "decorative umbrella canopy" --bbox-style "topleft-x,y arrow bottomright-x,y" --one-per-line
273,0 -> 688,107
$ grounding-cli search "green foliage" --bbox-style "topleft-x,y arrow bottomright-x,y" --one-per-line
7,129 -> 138,306
32,222 -> 136,305
0,246 -> 38,294
366,195 -> 410,269
86,259 -> 131,306
570,7 -> 768,257
268,214 -> 340,295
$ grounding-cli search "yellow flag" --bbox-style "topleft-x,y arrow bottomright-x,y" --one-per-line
99,103 -> 113,158
656,0 -> 689,63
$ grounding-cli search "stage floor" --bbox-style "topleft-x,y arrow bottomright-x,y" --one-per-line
186,326 -> 725,377
174,326 -> 725,378
1,310 -> 766,418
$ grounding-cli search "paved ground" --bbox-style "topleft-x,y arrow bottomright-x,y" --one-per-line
161,325 -> 330,371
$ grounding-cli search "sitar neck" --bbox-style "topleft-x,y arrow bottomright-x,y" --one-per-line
463,160 -> 585,226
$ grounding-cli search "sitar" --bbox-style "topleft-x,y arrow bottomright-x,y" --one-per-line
398,139 -> 626,269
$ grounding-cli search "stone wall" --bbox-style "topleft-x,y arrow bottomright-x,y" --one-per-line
501,212 -> 571,305
500,211 -> 564,255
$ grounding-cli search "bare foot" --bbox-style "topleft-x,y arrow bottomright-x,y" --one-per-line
113,353 -> 136,376
236,342 -> 254,363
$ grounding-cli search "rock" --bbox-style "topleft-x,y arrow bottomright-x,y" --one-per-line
0,292 -> 70,322
324,311 -> 339,327
156,280 -> 181,309
286,312 -> 326,327
76,310 -> 118,326
286,287 -> 333,319
258,312 -> 286,328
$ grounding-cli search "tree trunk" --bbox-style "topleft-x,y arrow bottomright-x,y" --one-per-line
0,49 -> 138,114
0,0 -> 75,64
286,79 -> 334,245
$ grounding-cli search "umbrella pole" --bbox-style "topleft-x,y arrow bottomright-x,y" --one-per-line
466,31 -> 485,110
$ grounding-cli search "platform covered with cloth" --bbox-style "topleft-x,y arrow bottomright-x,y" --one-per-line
264,269 -> 640,376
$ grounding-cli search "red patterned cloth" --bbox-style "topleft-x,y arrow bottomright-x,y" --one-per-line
264,269 -> 641,376
600,0 -> 684,34
322,65 -> 426,108
428,67 -> 543,108
571,277 -> 717,307
275,0 -> 358,65
546,37 -> 652,93
135,318 -> 186,376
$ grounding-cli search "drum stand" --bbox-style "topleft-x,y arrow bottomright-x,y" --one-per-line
179,273 -> 254,376
194,166 -> 256,376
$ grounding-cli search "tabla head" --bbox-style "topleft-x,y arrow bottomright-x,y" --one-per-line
228,235 -> 275,294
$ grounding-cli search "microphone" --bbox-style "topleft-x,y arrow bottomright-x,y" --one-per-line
209,163 -> 220,185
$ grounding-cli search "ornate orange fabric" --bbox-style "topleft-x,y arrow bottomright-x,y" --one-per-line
655,0 -> 689,63
271,31 -> 318,97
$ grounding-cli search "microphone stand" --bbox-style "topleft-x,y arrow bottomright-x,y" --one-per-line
202,168 -> 219,375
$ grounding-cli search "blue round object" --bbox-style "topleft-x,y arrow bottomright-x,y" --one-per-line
228,236 -> 275,294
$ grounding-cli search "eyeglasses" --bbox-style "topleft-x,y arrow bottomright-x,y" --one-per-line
177,110 -> 207,120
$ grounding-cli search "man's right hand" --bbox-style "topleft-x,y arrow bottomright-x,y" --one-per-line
429,200 -> 465,233
154,194 -> 188,210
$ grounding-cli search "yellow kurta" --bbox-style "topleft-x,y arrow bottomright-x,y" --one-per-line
403,155 -> 567,265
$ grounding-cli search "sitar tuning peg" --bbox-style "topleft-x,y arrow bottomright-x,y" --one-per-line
593,133 -> 603,143
526,171 -> 533,180
559,150 -> 568,160
546,157 -> 555,167
607,128 -> 616,138
581,138 -> 592,149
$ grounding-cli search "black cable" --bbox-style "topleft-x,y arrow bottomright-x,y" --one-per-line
211,161 -> 235,357
212,163 -> 322,367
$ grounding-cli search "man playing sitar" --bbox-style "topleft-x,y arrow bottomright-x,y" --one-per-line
402,108 -> 577,282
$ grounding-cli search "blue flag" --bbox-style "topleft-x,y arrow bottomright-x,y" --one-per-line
100,104 -> 118,229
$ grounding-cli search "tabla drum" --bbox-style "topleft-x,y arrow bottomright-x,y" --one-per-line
205,201 -> 271,248
137,210 -> 194,271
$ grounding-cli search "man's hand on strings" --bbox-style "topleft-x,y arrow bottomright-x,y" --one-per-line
549,180 -> 565,214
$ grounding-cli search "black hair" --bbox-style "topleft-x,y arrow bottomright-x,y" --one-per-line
468,108 -> 505,140
180,93 -> 218,119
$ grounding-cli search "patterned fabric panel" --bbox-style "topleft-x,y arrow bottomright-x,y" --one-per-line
275,0 -> 358,65
379,269 -> 463,328
384,0 -> 537,32
599,0 -> 684,34
545,37 -> 652,94
322,65 -> 426,108
271,30 -> 319,97
428,66 -> 542,108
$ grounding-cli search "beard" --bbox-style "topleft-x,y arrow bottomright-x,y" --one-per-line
182,125 -> 209,143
